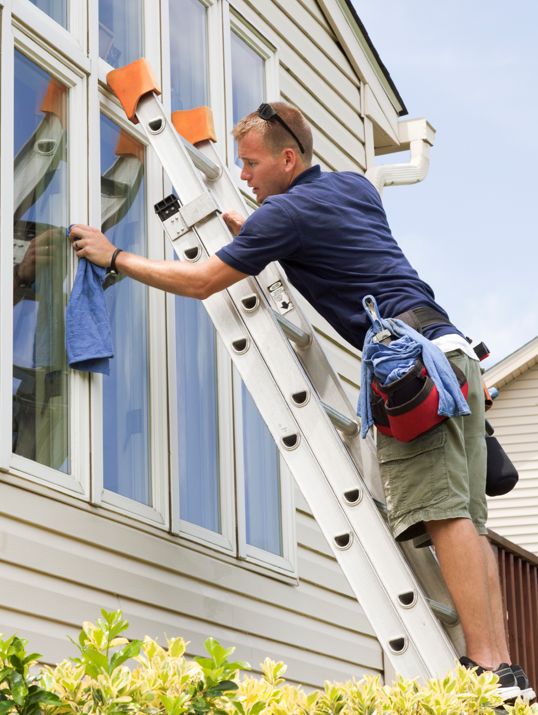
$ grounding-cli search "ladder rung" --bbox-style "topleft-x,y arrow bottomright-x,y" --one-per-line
322,401 -> 358,436
179,135 -> 221,181
427,599 -> 458,626
274,312 -> 311,348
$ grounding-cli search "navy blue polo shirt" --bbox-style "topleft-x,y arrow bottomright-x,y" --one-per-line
217,165 -> 459,350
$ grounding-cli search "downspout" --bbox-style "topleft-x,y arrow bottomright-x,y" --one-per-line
365,118 -> 436,196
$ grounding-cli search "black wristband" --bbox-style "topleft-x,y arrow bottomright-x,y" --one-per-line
103,248 -> 124,289
109,247 -> 123,275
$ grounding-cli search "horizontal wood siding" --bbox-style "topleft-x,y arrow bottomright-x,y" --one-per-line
487,364 -> 538,555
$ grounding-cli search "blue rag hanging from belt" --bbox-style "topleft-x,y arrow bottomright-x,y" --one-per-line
357,296 -> 470,439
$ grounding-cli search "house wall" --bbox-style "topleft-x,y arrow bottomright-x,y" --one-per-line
0,0 -> 401,688
486,363 -> 538,555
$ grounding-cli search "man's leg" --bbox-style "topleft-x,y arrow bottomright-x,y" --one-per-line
426,517 -> 503,668
481,535 -> 510,664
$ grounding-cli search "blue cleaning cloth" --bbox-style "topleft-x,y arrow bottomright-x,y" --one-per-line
65,256 -> 113,375
358,317 -> 470,438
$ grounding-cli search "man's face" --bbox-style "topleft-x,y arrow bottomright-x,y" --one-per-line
237,130 -> 293,204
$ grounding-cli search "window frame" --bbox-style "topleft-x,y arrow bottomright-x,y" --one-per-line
162,0 -> 235,553
224,7 -> 279,189
13,0 -> 87,60
169,327 -> 237,554
232,376 -> 297,575
8,26 -> 91,498
89,94 -> 169,529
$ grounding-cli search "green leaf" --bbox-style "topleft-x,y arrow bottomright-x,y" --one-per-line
0,702 -> 14,714
10,671 -> 28,707
110,640 -> 142,670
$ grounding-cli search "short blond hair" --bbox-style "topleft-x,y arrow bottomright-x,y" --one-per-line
233,101 -> 313,165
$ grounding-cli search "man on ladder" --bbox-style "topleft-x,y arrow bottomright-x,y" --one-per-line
69,101 -> 532,699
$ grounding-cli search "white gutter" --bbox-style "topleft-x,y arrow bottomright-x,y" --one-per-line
366,118 -> 436,195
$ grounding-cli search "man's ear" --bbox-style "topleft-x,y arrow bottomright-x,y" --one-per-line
283,147 -> 297,171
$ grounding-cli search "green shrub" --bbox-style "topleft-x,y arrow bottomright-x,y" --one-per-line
1,610 -> 537,714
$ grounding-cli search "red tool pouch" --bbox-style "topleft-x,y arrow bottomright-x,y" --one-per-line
371,360 -> 469,442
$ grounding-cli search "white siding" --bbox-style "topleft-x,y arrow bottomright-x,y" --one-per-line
486,364 -> 538,555
0,476 -> 381,684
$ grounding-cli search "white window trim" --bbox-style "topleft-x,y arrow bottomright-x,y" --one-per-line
0,0 -> 16,469
89,95 -> 169,529
8,28 -> 91,497
224,6 -> 279,191
12,0 -> 88,72
232,375 -> 297,575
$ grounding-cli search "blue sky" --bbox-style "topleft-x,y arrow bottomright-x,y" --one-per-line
352,2 -> 537,366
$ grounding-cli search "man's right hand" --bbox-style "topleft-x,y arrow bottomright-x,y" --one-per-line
222,211 -> 245,237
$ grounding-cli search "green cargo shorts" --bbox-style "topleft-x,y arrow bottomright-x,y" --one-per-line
376,349 -> 488,542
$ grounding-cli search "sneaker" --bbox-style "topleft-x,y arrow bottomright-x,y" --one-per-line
511,664 -> 536,701
459,656 -> 521,701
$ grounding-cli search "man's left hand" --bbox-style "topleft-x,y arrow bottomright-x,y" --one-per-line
69,224 -> 116,267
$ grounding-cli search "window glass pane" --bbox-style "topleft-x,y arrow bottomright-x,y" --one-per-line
231,31 -> 264,164
176,299 -> 221,532
13,52 -> 69,472
99,0 -> 143,68
29,0 -> 67,27
241,385 -> 283,556
100,114 -> 150,504
169,0 -> 208,110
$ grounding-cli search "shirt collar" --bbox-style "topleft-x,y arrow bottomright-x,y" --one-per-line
289,164 -> 321,190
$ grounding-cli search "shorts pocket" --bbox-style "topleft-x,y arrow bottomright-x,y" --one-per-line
377,427 -> 449,517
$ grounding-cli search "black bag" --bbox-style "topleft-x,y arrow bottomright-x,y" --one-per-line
485,421 -> 519,497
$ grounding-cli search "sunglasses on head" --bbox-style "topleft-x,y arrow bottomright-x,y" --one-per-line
257,103 -> 305,154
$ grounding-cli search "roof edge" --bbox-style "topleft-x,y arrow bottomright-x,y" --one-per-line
485,335 -> 538,389
342,0 -> 408,117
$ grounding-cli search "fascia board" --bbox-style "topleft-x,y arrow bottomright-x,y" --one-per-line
485,336 -> 538,389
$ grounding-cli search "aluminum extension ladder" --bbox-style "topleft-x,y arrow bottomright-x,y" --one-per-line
107,58 -> 460,680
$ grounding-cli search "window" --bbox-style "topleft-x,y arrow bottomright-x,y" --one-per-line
4,0 -> 295,576
227,17 -> 278,172
99,0 -> 143,68
227,16 -> 292,570
99,114 -> 151,505
12,51 -> 70,473
240,384 -> 282,555
28,0 -> 67,27
169,0 -> 208,111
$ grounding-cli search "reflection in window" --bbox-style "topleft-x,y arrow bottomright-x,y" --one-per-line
29,0 -> 67,27
231,31 -> 265,165
13,52 -> 69,472
99,0 -> 142,68
176,299 -> 221,532
241,385 -> 283,555
170,0 -> 208,111
100,115 -> 150,504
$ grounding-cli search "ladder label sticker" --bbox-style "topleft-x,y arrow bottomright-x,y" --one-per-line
268,280 -> 293,315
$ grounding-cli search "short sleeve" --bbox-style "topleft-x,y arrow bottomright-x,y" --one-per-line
216,198 -> 300,275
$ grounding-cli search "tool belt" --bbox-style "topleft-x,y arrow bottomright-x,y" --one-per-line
370,306 -> 469,442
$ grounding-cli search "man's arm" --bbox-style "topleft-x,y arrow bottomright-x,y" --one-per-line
69,224 -> 247,299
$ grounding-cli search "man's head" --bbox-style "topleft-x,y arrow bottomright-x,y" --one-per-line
233,102 -> 313,203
